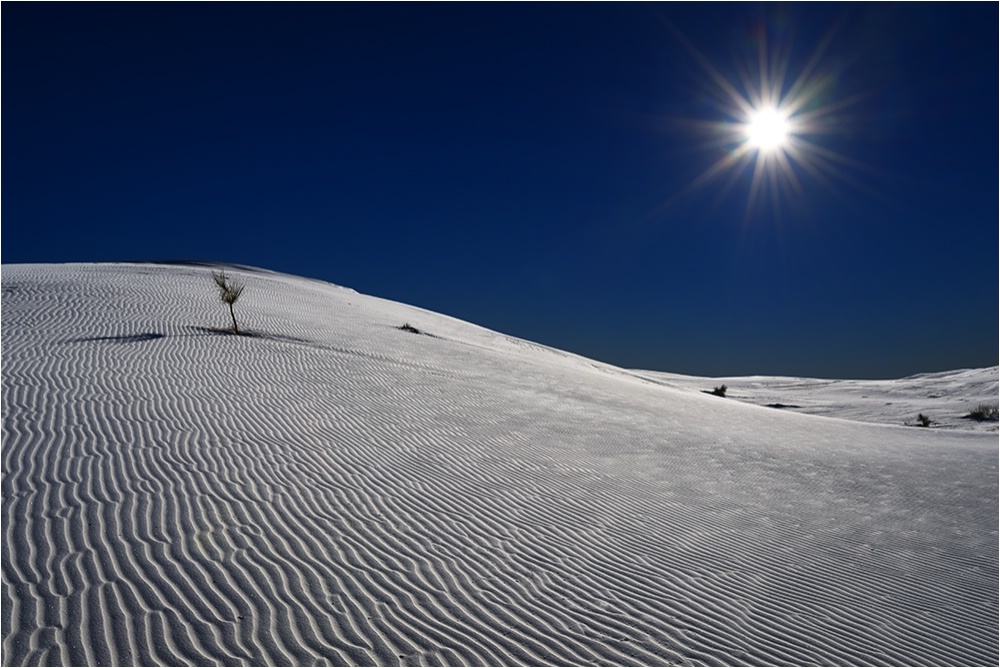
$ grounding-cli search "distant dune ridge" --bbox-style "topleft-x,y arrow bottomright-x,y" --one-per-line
2,262 -> 997,666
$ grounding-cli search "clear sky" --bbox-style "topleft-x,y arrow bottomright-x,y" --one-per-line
3,2 -> 997,378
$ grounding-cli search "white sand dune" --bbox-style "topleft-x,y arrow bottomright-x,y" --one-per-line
2,262 -> 997,667
634,367 -> 1000,432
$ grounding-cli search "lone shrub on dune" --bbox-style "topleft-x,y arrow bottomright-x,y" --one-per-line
965,403 -> 999,421
917,413 -> 932,428
711,384 -> 728,398
211,270 -> 245,334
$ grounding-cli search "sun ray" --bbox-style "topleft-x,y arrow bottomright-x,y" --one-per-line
744,153 -> 769,221
774,148 -> 805,197
658,18 -> 757,119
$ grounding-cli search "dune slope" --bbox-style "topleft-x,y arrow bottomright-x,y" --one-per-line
636,367 -> 999,432
2,263 -> 997,666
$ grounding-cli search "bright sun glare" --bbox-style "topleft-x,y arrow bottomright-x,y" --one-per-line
745,107 -> 790,152
660,18 -> 860,222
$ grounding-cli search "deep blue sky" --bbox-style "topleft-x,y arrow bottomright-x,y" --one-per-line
3,2 -> 997,378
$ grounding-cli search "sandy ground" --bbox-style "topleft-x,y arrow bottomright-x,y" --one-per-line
633,367 -> 999,432
2,263 -> 997,666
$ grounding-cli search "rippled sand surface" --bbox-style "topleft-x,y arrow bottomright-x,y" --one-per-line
3,263 -> 996,666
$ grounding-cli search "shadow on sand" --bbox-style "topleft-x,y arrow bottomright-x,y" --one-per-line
68,327 -> 310,346
70,333 -> 166,344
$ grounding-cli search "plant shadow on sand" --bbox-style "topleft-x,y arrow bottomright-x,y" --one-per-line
189,326 -> 310,345
68,328 -> 311,346
70,332 -> 167,344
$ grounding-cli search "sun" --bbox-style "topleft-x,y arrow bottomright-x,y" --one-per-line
745,107 -> 791,152
654,16 -> 863,223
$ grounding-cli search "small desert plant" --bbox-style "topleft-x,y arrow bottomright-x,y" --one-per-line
917,413 -> 932,428
211,270 -> 245,334
965,403 -> 999,421
399,323 -> 421,334
711,384 -> 728,398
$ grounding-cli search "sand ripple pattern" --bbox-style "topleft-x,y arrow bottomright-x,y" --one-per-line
3,263 -> 997,666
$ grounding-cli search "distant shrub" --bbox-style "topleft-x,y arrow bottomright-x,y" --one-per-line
711,384 -> 728,398
399,323 -> 422,334
917,413 -> 932,428
965,403 -> 999,421
211,270 -> 245,334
